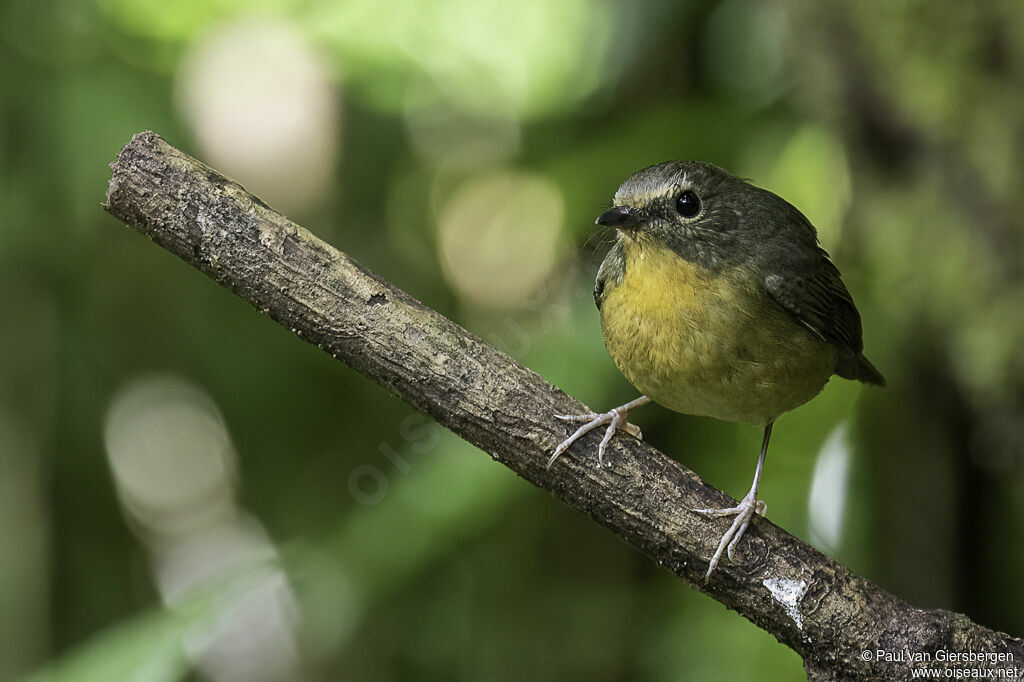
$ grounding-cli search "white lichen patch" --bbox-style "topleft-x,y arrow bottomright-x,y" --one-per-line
404,325 -> 427,345
763,577 -> 807,630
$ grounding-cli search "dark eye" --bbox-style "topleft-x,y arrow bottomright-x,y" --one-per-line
675,190 -> 701,218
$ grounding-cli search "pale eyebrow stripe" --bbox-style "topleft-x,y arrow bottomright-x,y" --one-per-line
614,166 -> 690,205
671,170 -> 689,192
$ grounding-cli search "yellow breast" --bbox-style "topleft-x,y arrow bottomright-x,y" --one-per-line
599,237 -> 836,424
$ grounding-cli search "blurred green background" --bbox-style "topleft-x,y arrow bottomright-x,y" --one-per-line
2,0 -> 1022,680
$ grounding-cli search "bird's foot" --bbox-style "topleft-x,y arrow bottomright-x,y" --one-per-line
693,493 -> 767,579
547,396 -> 650,469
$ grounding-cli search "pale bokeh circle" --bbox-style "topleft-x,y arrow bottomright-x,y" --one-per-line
437,170 -> 565,308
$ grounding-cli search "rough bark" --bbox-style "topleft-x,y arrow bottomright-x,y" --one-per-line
104,131 -> 1023,681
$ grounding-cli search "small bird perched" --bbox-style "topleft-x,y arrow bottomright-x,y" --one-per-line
548,161 -> 884,578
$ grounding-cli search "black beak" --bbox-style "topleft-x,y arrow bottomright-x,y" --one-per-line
595,205 -> 642,229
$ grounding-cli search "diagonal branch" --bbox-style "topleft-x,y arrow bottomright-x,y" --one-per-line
104,132 -> 1022,681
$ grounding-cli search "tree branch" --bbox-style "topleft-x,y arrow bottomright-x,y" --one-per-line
104,132 -> 1022,681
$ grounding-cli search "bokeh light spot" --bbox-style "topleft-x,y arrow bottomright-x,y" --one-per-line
176,16 -> 339,214
104,374 -> 236,538
437,171 -> 565,308
807,422 -> 851,552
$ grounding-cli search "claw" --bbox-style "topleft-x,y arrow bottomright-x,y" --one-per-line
548,396 -> 651,469
694,494 -> 767,578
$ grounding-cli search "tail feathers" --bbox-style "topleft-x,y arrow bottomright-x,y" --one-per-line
836,353 -> 886,387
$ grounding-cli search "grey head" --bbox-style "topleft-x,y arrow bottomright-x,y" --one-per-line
596,161 -> 820,272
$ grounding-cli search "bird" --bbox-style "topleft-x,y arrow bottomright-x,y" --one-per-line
547,161 -> 884,578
